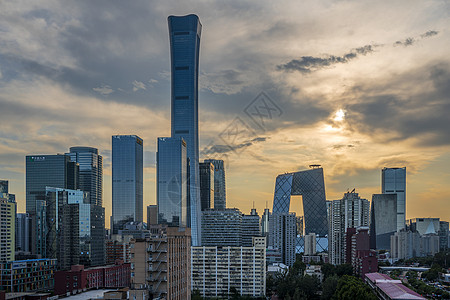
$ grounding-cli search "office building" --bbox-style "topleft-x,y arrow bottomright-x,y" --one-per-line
241,209 -> 261,246
328,191 -> 370,265
269,212 -> 296,266
261,208 -> 270,237
304,233 -> 316,255
382,167 -> 406,231
272,167 -> 328,251
0,258 -> 57,293
439,221 -> 449,250
199,162 -> 214,211
191,238 -> 266,298
54,261 -> 131,296
15,213 -> 32,253
147,205 -> 158,225
67,147 -> 103,206
370,194 -> 397,250
130,226 -> 191,300
201,209 -> 242,247
407,218 -> 440,235
0,192 -> 16,262
204,159 -> 226,209
112,135 -> 143,234
168,14 -> 202,246
157,137 -> 188,227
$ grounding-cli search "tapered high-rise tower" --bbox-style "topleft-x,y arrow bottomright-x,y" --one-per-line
168,14 -> 202,245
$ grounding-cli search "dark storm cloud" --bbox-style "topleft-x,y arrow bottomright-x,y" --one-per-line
345,63 -> 450,147
277,44 -> 377,73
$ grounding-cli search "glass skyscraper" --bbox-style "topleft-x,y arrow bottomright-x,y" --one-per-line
199,162 -> 214,211
382,167 -> 406,231
204,159 -> 226,210
168,14 -> 202,245
157,137 -> 187,227
112,135 -> 143,234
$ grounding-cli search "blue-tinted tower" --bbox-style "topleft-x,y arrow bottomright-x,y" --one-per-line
168,14 -> 202,245
382,167 -> 406,231
112,135 -> 143,234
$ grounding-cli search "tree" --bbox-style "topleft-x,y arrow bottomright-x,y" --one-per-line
321,263 -> 336,280
297,275 -> 320,299
191,289 -> 203,300
335,264 -> 353,277
335,275 -> 377,300
321,275 -> 339,300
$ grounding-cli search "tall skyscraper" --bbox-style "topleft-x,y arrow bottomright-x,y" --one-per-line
0,181 -> 16,262
382,167 -> 406,231
157,137 -> 188,228
67,147 -> 103,206
169,14 -> 202,246
204,159 -> 226,209
199,162 -> 214,211
112,135 -> 143,234
370,194 -> 397,250
16,213 -> 32,253
269,212 -> 296,266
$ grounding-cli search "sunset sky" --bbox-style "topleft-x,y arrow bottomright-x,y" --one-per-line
1,0 -> 449,227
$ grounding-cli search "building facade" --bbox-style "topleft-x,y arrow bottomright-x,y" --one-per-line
241,209 -> 261,247
168,14 -> 202,246
269,213 -> 296,266
112,135 -> 143,234
147,205 -> 158,226
390,229 -> 440,260
370,194 -> 397,250
191,240 -> 266,298
203,159 -> 226,210
157,137 -> 188,227
201,209 -> 242,247
304,233 -> 316,255
0,195 -> 15,262
199,162 -> 214,211
382,167 -> 406,231
15,213 -> 32,253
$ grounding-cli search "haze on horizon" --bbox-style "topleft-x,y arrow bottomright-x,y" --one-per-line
0,0 -> 449,226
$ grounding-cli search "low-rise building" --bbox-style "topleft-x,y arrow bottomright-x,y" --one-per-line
365,272 -> 425,300
304,265 -> 323,282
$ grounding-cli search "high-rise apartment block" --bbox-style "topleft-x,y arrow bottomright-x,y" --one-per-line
0,182 -> 16,262
328,191 -> 370,265
147,205 -> 158,226
15,213 -> 32,253
349,227 -> 377,278
382,167 -> 406,231
370,194 -> 397,250
130,226 -> 191,300
203,159 -> 226,209
168,14 -> 202,246
112,135 -> 143,234
199,162 -> 214,211
157,137 -> 188,227
304,233 -> 317,255
241,208 -> 261,246
390,229 -> 440,260
269,212 -> 296,266
191,238 -> 266,298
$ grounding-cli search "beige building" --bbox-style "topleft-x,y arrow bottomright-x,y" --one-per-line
130,225 -> 191,300
0,197 -> 15,262
191,237 -> 266,298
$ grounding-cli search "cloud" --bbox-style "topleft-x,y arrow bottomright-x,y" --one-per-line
200,70 -> 248,95
277,44 -> 378,73
394,37 -> 415,47
93,85 -> 114,95
132,80 -> 146,92
200,136 -> 267,156
421,30 -> 439,38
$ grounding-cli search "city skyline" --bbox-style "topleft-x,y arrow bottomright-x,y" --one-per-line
1,1 -> 449,226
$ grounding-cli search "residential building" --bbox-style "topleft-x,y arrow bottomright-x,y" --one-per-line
382,167 -> 406,231
130,226 -> 191,300
203,159 -> 226,210
147,205 -> 157,226
168,14 -> 202,246
201,209 -> 242,247
199,162 -> 214,211
112,135 -> 143,234
157,137 -> 188,228
370,194 -> 397,250
390,229 -> 440,260
349,227 -> 377,278
304,233 -> 316,255
191,238 -> 266,298
261,208 -> 270,237
54,261 -> 131,296
106,239 -> 131,265
269,212 -> 296,266
0,193 -> 15,262
304,265 -> 323,282
241,209 -> 260,246
0,258 -> 57,293
272,167 -> 328,251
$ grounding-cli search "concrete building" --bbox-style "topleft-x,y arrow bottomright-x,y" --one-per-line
241,209 -> 261,247
304,233 -> 316,255
191,238 -> 266,298
328,191 -> 370,265
370,194 -> 397,250
203,159 -> 226,210
407,218 -> 440,235
0,258 -> 57,293
0,182 -> 16,262
439,221 -> 449,250
106,239 -> 131,265
261,208 -> 270,237
201,209 -> 242,247
15,213 -> 31,254
147,205 -> 158,226
304,265 -> 323,282
349,227 -> 377,278
269,213 -> 296,266
199,162 -> 214,211
130,226 -> 191,300
382,167 -> 406,231
390,229 -> 440,260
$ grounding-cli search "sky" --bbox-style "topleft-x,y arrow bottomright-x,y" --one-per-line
0,0 -> 449,227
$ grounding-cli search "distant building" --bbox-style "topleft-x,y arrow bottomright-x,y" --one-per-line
261,208 -> 270,237
304,233 -> 317,255
439,221 -> 449,250
365,273 -> 425,300
0,258 -> 57,293
157,137 -> 188,228
191,238 -> 266,298
204,159 -> 226,209
407,218 -> 440,235
390,229 -> 440,260
0,192 -> 16,262
201,209 -> 242,247
199,162 -> 214,211
15,213 -> 32,254
112,135 -> 143,234
241,209 -> 261,246
370,194 -> 397,250
269,212 -> 296,266
349,227 -> 377,278
0,180 -> 8,194
146,205 -> 158,226
106,239 -> 131,265
382,167 -> 406,231
328,191 -> 370,265
54,261 -> 131,296
130,226 -> 191,299
117,221 -> 150,240
304,265 -> 323,282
